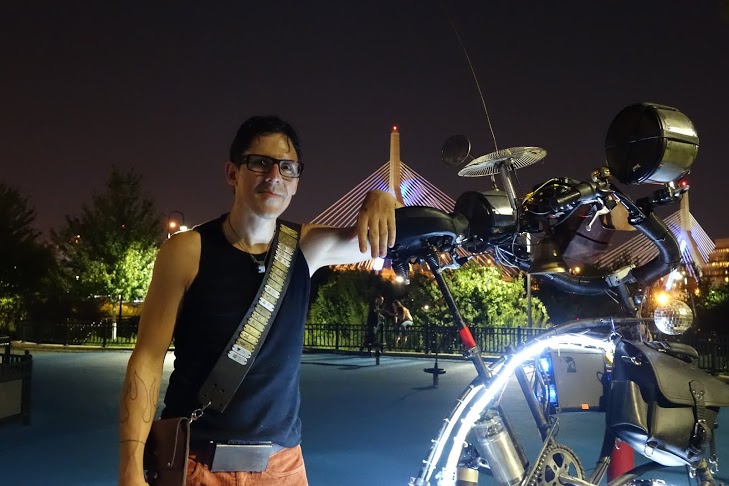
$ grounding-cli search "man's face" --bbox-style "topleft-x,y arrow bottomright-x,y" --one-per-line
226,133 -> 300,219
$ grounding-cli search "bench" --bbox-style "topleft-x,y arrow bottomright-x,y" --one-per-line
0,336 -> 33,425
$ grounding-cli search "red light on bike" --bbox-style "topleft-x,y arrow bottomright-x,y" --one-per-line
581,403 -> 590,410
458,328 -> 477,349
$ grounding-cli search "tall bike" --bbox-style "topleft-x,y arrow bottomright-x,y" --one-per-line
385,103 -> 729,485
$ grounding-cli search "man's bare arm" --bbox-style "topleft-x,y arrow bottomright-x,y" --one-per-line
301,190 -> 401,273
118,232 -> 199,485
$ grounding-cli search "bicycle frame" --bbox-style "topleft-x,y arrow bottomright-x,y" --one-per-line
410,328 -> 612,485
407,259 -> 718,486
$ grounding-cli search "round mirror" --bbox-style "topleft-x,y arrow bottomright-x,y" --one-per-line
441,135 -> 471,167
654,299 -> 693,335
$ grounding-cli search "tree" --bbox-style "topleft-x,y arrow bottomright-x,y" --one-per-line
308,270 -> 393,325
52,167 -> 162,311
534,281 -> 623,324
695,280 -> 729,334
307,263 -> 548,331
0,182 -> 54,331
404,263 -> 549,328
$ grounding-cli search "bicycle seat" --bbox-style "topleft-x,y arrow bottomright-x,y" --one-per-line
387,206 -> 468,263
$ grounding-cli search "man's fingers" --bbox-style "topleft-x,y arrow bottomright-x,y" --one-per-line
378,219 -> 388,258
356,191 -> 397,257
358,214 -> 369,253
369,223 -> 381,258
387,211 -> 396,248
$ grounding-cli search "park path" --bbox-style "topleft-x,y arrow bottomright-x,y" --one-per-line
1,351 -> 725,485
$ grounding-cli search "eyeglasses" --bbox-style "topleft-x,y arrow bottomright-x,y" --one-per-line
238,154 -> 304,179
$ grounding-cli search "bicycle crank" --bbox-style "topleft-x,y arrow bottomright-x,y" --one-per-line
529,444 -> 585,486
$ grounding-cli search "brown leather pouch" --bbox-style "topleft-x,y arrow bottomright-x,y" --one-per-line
143,417 -> 190,486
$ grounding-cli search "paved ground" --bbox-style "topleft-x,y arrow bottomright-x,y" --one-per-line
1,350 -> 728,485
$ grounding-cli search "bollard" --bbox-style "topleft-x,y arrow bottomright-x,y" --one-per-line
424,355 -> 446,387
712,342 -> 719,376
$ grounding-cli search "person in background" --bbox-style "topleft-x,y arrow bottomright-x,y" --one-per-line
363,295 -> 385,354
392,300 -> 413,349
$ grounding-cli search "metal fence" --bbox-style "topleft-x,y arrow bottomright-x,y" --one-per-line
16,318 -> 140,347
304,323 -> 545,356
12,319 -> 729,374
302,323 -> 729,374
664,333 -> 729,372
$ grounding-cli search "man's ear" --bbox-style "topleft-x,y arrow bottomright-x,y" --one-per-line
224,161 -> 237,187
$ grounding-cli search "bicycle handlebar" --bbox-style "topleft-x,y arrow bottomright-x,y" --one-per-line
540,209 -> 681,293
387,188 -> 682,295
551,180 -> 600,210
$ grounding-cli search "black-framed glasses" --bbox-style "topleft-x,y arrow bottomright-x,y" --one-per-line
238,154 -> 304,179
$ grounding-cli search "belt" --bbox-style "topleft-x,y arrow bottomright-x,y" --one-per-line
190,440 -> 286,472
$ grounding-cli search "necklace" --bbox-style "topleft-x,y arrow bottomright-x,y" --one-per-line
226,216 -> 269,274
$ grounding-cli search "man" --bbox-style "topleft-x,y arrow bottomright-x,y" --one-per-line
118,115 -> 400,485
392,300 -> 413,348
363,295 -> 385,353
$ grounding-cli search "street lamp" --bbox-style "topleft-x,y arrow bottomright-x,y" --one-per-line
167,210 -> 186,238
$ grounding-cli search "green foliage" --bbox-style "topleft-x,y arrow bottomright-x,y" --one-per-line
308,270 -> 393,325
406,264 -> 549,328
699,282 -> 729,309
694,281 -> 729,333
534,278 -> 623,324
52,167 -> 162,304
0,183 -> 53,295
0,296 -> 23,334
308,264 -> 549,329
0,182 -> 54,332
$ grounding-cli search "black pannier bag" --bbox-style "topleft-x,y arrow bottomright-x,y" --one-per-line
607,339 -> 729,467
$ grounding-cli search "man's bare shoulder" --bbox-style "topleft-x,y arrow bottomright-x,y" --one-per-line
154,230 -> 201,287
162,229 -> 201,257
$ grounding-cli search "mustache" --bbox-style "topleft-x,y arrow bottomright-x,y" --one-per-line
256,182 -> 286,196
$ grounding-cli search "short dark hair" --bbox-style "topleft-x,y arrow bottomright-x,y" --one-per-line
229,115 -> 303,164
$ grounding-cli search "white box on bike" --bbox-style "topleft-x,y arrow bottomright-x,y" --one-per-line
547,349 -> 607,413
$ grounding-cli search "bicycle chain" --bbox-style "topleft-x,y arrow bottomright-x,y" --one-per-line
529,444 -> 585,486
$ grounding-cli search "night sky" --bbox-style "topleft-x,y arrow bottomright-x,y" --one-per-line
2,1 -> 728,240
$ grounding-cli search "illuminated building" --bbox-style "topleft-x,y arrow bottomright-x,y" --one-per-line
703,237 -> 729,287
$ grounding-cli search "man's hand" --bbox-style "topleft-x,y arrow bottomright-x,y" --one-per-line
357,190 -> 399,258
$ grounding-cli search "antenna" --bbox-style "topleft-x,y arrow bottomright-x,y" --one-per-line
440,2 -> 499,152
438,2 -> 544,202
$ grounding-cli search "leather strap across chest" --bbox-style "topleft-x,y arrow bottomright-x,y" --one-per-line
197,221 -> 301,413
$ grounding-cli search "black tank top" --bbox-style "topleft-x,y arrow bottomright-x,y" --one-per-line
162,214 -> 310,447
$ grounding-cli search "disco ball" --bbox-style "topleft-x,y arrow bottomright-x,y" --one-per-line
654,300 -> 694,335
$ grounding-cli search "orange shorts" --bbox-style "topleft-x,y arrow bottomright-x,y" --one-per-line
186,444 -> 308,486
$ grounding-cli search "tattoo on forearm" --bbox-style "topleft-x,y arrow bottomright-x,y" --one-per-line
120,371 -> 159,424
